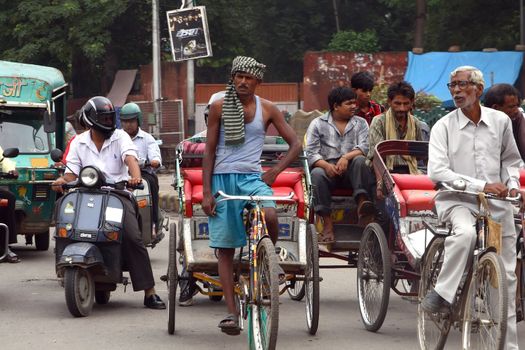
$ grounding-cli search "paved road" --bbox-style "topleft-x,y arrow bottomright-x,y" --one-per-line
1,174 -> 524,349
3,228 -> 525,350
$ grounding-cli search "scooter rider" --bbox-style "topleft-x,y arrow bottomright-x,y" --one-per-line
119,103 -> 163,241
51,96 -> 165,310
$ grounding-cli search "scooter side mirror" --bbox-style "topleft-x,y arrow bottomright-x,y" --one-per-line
51,148 -> 64,163
43,110 -> 56,133
2,147 -> 19,158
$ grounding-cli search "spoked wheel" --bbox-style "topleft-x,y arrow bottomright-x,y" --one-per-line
249,237 -> 280,350
64,267 -> 95,317
95,291 -> 110,305
462,251 -> 508,350
168,223 -> 179,335
286,276 -> 305,301
417,237 -> 450,350
284,243 -> 305,301
357,223 -> 391,332
305,224 -> 320,335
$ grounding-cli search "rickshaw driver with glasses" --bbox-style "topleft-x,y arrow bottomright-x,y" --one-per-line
52,96 -> 166,310
202,56 -> 301,335
119,102 -> 164,244
424,66 -> 521,349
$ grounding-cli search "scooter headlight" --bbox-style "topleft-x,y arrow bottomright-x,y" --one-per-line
79,166 -> 100,187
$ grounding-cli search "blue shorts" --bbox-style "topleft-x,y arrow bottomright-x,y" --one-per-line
208,173 -> 275,249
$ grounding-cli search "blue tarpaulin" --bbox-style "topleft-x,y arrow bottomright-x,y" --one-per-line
404,51 -> 524,102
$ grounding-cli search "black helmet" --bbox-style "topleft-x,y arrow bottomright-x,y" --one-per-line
81,96 -> 116,136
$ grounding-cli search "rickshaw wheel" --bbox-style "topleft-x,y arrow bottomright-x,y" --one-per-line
249,237 -> 279,350
287,280 -> 305,301
95,291 -> 110,304
286,252 -> 305,301
417,237 -> 450,350
168,223 -> 178,335
64,267 -> 95,317
357,223 -> 391,332
305,224 -> 320,335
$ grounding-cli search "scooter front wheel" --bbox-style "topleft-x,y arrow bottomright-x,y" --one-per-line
64,267 -> 95,317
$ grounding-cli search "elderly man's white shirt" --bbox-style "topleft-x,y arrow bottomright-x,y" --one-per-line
428,106 -> 521,224
130,128 -> 162,165
65,129 -> 138,182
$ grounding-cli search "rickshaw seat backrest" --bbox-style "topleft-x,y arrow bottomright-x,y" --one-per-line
391,173 -> 436,217
179,141 -> 206,168
181,167 -> 306,218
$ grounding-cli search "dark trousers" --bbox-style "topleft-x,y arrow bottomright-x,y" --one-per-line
311,155 -> 373,215
0,189 -> 17,244
142,171 -> 160,226
120,195 -> 155,291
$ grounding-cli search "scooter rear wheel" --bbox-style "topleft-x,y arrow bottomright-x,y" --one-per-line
64,267 -> 95,317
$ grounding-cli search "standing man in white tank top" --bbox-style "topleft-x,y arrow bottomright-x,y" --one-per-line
202,56 -> 301,335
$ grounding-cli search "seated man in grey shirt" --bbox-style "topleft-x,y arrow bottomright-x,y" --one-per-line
305,87 -> 374,243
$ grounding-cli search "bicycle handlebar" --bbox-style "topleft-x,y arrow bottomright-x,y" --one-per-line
435,181 -> 521,205
214,190 -> 295,203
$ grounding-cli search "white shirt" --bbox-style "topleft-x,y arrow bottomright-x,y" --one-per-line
428,106 -> 521,221
0,146 -> 15,172
130,128 -> 162,165
65,129 -> 138,183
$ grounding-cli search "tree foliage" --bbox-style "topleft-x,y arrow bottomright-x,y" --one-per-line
0,0 -> 522,93
327,30 -> 380,53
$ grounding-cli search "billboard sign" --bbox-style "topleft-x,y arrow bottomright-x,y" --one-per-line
167,6 -> 213,62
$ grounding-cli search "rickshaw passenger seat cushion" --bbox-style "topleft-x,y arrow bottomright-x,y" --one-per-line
391,174 -> 435,190
181,168 -> 305,218
182,169 -> 204,217
400,190 -> 435,212
520,169 -> 525,186
179,141 -> 206,168
391,174 -> 436,216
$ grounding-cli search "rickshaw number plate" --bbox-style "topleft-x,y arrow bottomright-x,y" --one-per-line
192,218 -> 209,240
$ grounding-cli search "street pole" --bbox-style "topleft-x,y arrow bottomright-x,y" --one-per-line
185,0 -> 196,136
332,0 -> 340,32
521,0 -> 525,45
152,0 -> 162,137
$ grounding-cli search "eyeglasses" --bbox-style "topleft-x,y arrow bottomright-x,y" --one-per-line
446,80 -> 475,90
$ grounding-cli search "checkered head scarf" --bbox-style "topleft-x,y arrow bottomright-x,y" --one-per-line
222,56 -> 266,146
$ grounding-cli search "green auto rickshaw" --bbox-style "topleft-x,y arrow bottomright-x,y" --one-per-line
0,60 -> 68,250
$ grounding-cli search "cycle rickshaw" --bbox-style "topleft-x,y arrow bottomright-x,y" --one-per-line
165,135 -> 320,349
292,139 -> 438,332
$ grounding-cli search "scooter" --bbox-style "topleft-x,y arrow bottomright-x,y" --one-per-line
135,158 -> 168,248
0,147 -> 19,261
51,149 -> 146,317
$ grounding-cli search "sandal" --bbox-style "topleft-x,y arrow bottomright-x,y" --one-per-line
218,314 -> 241,336
4,250 -> 20,263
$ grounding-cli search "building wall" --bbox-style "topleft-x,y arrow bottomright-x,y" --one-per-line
303,51 -> 408,111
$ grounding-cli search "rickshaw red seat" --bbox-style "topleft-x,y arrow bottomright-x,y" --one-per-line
182,168 -> 305,218
520,169 -> 525,186
391,174 -> 436,216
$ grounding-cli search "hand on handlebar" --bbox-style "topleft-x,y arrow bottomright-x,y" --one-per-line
484,182 -> 508,198
51,177 -> 68,193
127,177 -> 142,187
202,193 -> 216,217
